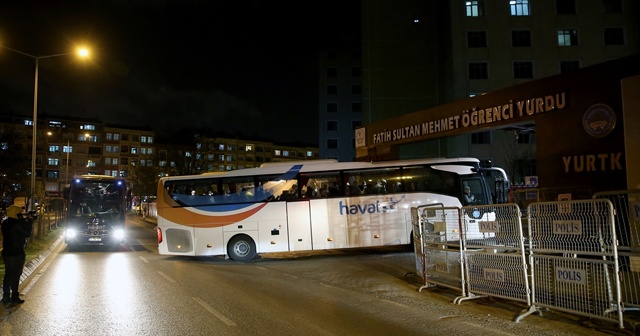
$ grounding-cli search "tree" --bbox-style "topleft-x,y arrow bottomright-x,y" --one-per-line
128,162 -> 161,198
0,123 -> 31,210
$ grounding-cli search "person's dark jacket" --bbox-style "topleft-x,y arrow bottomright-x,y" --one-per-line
1,216 -> 33,257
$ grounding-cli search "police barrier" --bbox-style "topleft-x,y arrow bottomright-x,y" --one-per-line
593,189 -> 640,311
411,204 -> 465,294
516,199 -> 623,329
453,204 -> 530,305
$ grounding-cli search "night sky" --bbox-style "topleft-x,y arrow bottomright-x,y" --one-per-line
0,0 -> 360,145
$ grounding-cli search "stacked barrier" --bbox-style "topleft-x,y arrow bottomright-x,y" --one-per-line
516,199 -> 623,329
593,190 -> 640,312
411,204 -> 465,294
454,204 -> 530,305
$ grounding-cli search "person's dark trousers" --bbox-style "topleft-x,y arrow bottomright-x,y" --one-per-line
2,254 -> 26,303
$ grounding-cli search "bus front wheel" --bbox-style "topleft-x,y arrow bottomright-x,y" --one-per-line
227,235 -> 256,261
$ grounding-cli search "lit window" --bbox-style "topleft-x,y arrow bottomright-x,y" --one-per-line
48,158 -> 59,165
274,150 -> 281,156
245,145 -> 253,151
558,29 -> 578,46
283,151 -> 289,157
510,0 -> 530,16
113,158 -> 119,165
465,1 -> 485,17
105,158 -> 112,165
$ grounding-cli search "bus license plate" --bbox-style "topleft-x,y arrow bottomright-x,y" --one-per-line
89,237 -> 102,242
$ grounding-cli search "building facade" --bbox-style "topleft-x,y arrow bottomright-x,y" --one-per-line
356,0 -> 640,186
318,48 -> 363,162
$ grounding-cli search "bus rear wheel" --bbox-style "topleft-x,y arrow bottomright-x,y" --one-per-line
227,235 -> 256,261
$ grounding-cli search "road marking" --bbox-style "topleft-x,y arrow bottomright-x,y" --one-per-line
139,256 -> 149,263
157,271 -> 176,283
192,297 -> 237,326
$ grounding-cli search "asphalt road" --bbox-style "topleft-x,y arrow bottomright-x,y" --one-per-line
2,215 -> 636,335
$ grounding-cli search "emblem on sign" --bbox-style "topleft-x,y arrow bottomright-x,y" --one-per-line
582,103 -> 616,138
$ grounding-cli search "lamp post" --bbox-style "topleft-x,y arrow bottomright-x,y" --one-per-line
66,139 -> 70,186
0,45 -> 89,211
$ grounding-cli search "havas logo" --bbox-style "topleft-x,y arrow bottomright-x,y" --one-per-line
338,196 -> 406,215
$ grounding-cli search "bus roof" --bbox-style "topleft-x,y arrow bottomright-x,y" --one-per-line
72,175 -> 126,183
160,157 -> 482,182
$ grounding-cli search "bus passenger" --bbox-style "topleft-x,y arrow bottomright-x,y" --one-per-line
328,181 -> 341,196
304,184 -> 316,198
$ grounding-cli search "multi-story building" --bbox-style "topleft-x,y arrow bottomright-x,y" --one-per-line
355,0 -> 640,182
318,48 -> 362,162
191,135 -> 320,172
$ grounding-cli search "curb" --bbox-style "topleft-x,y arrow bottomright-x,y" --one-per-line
20,233 -> 65,285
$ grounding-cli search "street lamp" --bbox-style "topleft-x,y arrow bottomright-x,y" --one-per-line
0,45 -> 89,211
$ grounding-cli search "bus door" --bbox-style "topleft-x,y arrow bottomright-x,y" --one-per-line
286,201 -> 313,251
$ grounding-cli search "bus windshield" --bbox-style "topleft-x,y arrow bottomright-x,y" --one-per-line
63,175 -> 128,248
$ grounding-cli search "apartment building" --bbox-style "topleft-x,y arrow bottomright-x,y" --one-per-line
356,0 -> 639,183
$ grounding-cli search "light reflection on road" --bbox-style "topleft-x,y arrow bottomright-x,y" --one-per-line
103,253 -> 135,319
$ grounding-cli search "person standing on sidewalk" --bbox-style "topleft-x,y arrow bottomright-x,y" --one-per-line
1,205 -> 34,304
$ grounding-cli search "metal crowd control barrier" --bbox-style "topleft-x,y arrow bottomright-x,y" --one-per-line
454,204 -> 530,306
411,204 -> 465,295
516,199 -> 623,329
593,189 -> 640,312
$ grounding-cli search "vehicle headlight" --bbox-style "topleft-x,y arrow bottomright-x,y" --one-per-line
65,228 -> 77,239
113,228 -> 125,240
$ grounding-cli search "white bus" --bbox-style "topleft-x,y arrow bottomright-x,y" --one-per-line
156,157 -> 509,261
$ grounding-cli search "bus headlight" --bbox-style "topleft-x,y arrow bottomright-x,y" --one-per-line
113,228 -> 125,240
65,228 -> 77,239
